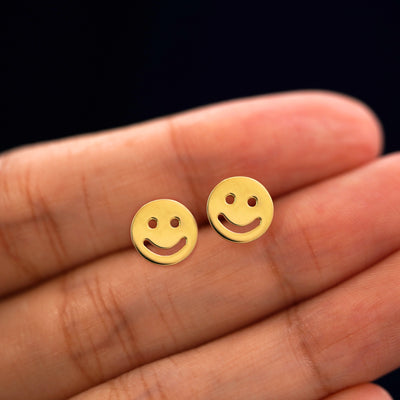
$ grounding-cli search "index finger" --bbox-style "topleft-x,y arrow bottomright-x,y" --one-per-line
0,91 -> 381,295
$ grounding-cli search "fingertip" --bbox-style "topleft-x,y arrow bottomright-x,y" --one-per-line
287,90 -> 384,160
365,383 -> 393,400
220,89 -> 384,164
324,383 -> 393,400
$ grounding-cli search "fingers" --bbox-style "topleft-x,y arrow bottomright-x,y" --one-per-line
69,250 -> 400,400
322,384 -> 392,400
2,154 -> 400,400
0,91 -> 382,295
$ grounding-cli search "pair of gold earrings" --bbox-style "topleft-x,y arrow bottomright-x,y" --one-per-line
130,176 -> 274,265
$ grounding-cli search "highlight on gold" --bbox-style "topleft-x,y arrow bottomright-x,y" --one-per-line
207,176 -> 274,243
131,199 -> 198,265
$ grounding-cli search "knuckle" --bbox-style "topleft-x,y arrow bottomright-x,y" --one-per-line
59,271 -> 144,384
286,305 -> 332,397
101,364 -> 175,400
136,366 -> 174,400
0,150 -> 67,273
0,154 -> 44,282
59,273 -> 105,384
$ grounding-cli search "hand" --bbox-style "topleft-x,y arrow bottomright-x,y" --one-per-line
0,91 -> 398,400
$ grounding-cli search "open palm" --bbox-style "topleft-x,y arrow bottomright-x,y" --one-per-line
1,91 -> 399,400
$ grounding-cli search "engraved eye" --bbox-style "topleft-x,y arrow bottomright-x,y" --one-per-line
170,217 -> 180,228
247,196 -> 257,207
148,218 -> 157,228
225,194 -> 235,204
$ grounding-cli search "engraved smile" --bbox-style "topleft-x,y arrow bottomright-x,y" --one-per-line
144,237 -> 187,256
218,214 -> 261,233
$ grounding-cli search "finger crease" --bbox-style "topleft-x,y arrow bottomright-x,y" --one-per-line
298,222 -> 323,278
23,164 -> 68,266
286,305 -> 332,397
81,172 -> 96,231
166,117 -> 203,217
0,226 -> 41,282
261,230 -> 297,304
37,189 -> 68,265
59,275 -> 98,385
164,284 -> 187,336
107,284 -> 146,366
149,365 -> 169,400
143,268 -> 179,347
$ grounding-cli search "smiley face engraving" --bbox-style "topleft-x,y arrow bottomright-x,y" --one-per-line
131,199 -> 198,265
207,177 -> 273,243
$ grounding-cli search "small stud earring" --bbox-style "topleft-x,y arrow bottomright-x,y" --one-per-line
131,199 -> 198,265
206,176 -> 273,243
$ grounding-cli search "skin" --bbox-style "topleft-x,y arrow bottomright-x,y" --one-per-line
0,91 -> 399,400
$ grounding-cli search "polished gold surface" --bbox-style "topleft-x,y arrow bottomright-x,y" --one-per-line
131,199 -> 198,265
207,176 -> 273,243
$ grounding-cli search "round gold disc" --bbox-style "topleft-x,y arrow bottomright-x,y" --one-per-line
131,199 -> 198,265
207,176 -> 273,243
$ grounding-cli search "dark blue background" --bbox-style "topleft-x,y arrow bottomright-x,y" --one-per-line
3,0 -> 400,397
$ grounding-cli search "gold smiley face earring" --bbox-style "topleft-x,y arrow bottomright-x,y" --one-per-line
131,199 -> 198,265
207,176 -> 274,243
